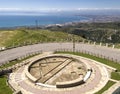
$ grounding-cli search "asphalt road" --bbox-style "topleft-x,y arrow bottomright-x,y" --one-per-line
0,43 -> 120,65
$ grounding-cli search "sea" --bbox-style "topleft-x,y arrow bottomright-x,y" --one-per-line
0,15 -> 89,28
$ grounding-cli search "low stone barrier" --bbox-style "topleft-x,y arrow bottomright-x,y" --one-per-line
56,69 -> 92,88
55,49 -> 120,64
83,70 -> 92,82
36,83 -> 56,88
25,65 -> 37,83
25,53 -> 92,88
56,79 -> 85,88
25,55 -> 75,83
13,90 -> 22,94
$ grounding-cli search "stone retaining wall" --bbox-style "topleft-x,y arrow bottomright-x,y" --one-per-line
25,54 -> 92,88
56,70 -> 92,88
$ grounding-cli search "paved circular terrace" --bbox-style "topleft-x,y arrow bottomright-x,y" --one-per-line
9,53 -> 109,94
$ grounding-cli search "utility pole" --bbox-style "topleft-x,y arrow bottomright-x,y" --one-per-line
73,34 -> 75,52
35,20 -> 38,30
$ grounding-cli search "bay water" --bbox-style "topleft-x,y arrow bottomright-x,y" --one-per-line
0,15 -> 89,28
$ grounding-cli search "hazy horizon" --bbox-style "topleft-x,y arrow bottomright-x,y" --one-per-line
0,0 -> 120,12
1,9 -> 120,16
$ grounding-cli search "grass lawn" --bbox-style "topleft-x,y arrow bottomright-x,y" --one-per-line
111,72 -> 120,80
115,44 -> 120,49
95,81 -> 116,94
0,76 -> 13,94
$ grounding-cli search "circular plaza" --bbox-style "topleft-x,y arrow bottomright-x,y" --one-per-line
9,52 -> 109,94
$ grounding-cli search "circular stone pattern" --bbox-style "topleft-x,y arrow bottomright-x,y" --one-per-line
9,53 -> 109,94
27,54 -> 91,88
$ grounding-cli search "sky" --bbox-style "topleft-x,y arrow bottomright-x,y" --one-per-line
0,0 -> 120,11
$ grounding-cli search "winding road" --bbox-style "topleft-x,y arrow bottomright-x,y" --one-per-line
0,43 -> 120,65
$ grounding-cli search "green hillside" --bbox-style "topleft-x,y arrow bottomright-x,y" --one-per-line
0,29 -> 84,47
48,22 -> 120,43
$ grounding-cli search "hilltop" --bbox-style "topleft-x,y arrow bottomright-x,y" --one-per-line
0,29 -> 84,47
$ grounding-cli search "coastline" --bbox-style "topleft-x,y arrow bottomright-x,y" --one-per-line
0,15 -> 90,29
0,14 -> 120,30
